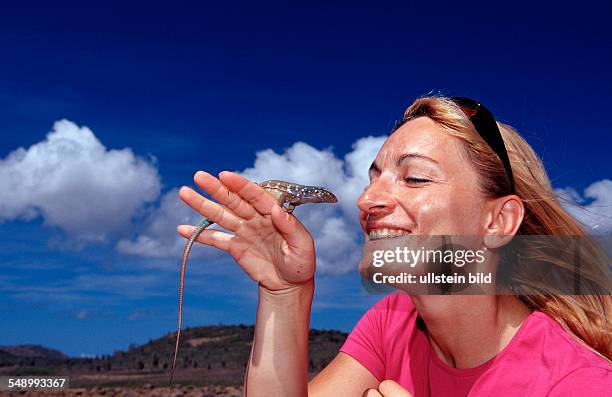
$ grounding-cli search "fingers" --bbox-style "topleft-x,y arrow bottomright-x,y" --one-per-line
179,186 -> 242,232
270,205 -> 310,251
377,380 -> 413,397
193,171 -> 257,220
218,171 -> 279,216
177,225 -> 233,252
362,389 -> 382,397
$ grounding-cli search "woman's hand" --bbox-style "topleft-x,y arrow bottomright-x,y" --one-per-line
177,170 -> 316,292
363,380 -> 413,397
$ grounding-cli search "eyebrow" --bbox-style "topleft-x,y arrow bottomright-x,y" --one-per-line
369,152 -> 440,174
396,153 -> 439,166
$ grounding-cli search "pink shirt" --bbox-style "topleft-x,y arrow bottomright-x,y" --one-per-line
340,292 -> 611,396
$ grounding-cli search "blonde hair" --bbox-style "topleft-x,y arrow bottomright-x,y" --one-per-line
402,96 -> 612,361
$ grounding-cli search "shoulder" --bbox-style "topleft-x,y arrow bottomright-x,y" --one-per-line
344,292 -> 420,356
526,311 -> 610,369
507,311 -> 611,393
347,292 -> 417,334
547,366 -> 612,396
339,292 -> 419,380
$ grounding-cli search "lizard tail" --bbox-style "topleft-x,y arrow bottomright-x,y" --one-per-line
169,219 -> 212,387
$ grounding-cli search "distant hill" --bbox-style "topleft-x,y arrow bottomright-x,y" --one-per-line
0,325 -> 348,387
0,344 -> 67,366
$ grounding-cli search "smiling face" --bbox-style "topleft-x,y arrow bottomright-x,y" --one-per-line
358,117 -> 489,238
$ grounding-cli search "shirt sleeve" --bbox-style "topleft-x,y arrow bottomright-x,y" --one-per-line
339,296 -> 391,381
547,367 -> 612,396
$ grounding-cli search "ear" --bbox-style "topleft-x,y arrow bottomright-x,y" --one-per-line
483,195 -> 524,249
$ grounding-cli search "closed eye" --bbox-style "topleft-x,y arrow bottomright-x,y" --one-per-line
403,177 -> 431,184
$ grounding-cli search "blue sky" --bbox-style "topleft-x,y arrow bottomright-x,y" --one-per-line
1,2 -> 611,357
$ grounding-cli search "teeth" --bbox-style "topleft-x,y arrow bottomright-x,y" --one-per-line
368,228 -> 410,240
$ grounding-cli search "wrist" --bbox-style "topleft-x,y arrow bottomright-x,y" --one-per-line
258,280 -> 314,304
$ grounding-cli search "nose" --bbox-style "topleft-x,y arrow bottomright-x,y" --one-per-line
357,177 -> 395,218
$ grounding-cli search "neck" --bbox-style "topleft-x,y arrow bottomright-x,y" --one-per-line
411,294 -> 532,368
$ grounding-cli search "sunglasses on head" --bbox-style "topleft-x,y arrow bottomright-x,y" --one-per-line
450,97 -> 515,194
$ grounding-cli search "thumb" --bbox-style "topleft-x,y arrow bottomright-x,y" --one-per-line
270,205 -> 311,250
377,380 -> 413,397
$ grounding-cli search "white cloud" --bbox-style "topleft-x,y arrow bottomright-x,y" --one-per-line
116,187 -> 220,259
555,179 -> 612,233
118,136 -> 387,274
0,119 -> 161,241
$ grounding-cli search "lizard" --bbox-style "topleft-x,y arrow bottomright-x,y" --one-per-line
169,179 -> 338,387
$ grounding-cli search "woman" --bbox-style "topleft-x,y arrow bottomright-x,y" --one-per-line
177,96 -> 611,396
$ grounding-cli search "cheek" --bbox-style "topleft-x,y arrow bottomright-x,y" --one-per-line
445,196 -> 484,234
404,188 -> 484,234
415,196 -> 458,233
